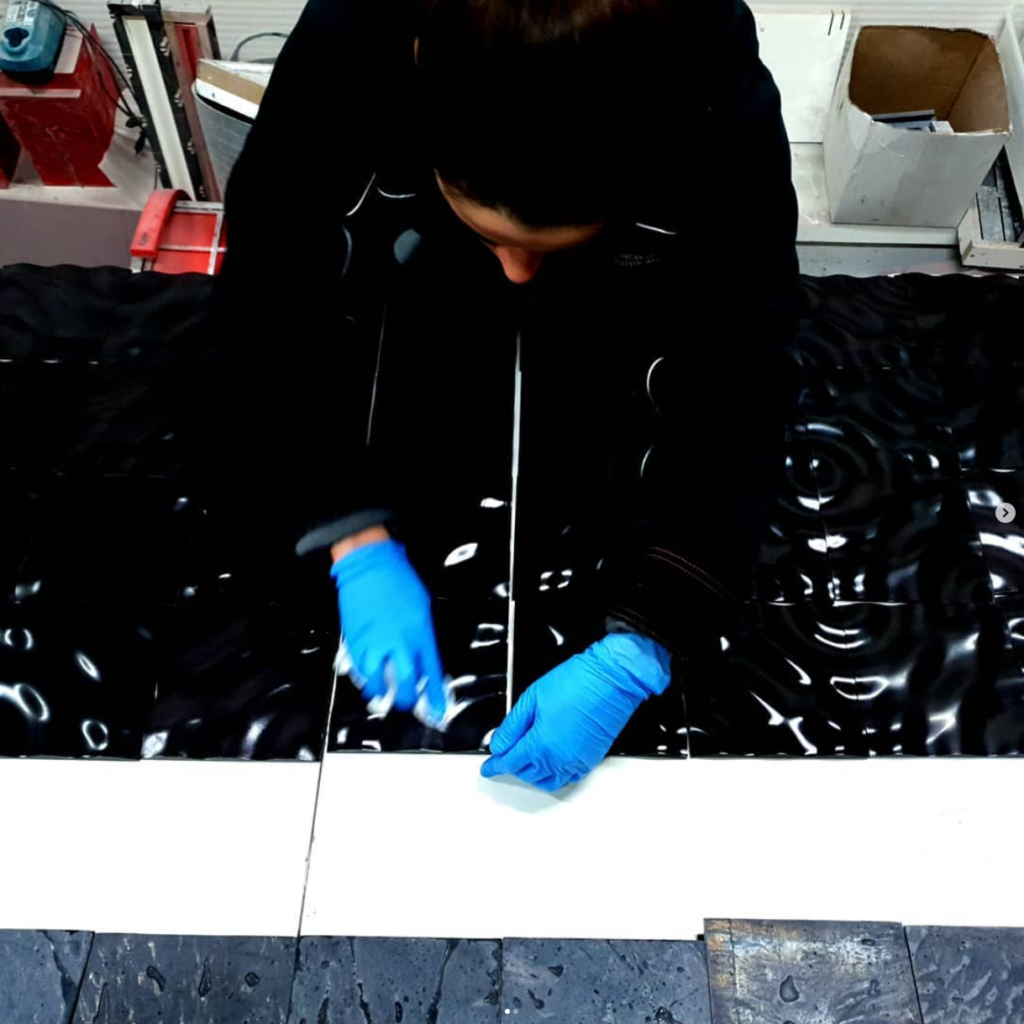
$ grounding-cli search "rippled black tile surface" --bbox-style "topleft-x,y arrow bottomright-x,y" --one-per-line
686,604 -> 867,757
705,919 -> 922,1024
750,431 -> 833,605
907,926 -> 1024,1024
911,273 -> 1024,369
7,264 -> 1024,760
941,366 -> 1024,471
966,470 -> 1024,596
836,603 -> 1024,756
0,930 -> 93,1024
801,367 -> 958,485
141,506 -> 337,760
328,502 -> 512,754
18,476 -> 197,608
798,275 -> 921,370
502,938 -> 710,1023
75,934 -> 295,1024
325,236 -> 517,753
0,588 -> 159,758
821,480 -> 989,605
799,369 -> 990,604
291,937 -> 501,1024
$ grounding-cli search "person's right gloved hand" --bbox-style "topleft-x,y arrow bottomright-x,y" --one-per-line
330,538 -> 448,728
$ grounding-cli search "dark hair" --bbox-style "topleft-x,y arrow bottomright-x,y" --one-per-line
414,0 -> 675,229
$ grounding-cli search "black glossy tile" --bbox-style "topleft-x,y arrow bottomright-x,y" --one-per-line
837,603 -> 1024,756
0,591 -> 158,758
502,938 -> 709,1022
75,934 -> 295,1024
507,520 -> 690,757
910,273 -> 1024,369
143,512 -> 337,760
0,930 -> 93,1024
0,360 -> 198,479
329,596 -> 509,753
60,366 -> 202,478
143,599 -> 336,761
999,593 -> 1024,673
940,365 -> 1024,472
329,499 -> 511,753
321,246 -> 516,754
704,919 -> 922,1024
290,937 -> 501,1023
686,604 -> 868,758
0,265 -> 124,362
750,432 -> 833,605
17,476 -> 197,609
797,276 -> 922,370
801,368 -> 958,486
965,470 -> 1024,596
0,473 -> 41,598
818,480 -> 989,605
906,926 -> 1024,1024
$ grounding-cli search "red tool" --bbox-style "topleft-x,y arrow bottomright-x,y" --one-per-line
0,109 -> 18,188
131,188 -> 227,275
0,26 -> 118,187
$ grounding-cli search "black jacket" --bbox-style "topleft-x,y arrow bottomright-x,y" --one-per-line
213,0 -> 800,664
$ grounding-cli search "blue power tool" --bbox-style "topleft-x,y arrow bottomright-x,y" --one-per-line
1,1 -> 67,83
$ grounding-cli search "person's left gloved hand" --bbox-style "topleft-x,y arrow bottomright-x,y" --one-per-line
480,633 -> 672,792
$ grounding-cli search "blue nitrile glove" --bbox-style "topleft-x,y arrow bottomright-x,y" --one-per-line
481,633 -> 672,792
330,539 -> 448,728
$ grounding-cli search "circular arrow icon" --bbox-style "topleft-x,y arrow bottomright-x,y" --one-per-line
996,503 -> 1016,524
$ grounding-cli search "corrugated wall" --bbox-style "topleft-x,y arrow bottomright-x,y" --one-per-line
66,1 -> 1018,69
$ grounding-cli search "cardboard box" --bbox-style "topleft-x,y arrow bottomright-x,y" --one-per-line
197,60 -> 271,115
825,26 -> 1012,228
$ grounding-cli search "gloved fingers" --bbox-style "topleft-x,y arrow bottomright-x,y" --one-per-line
488,685 -> 537,757
525,772 -> 565,793
390,647 -> 420,712
480,737 -> 536,780
359,657 -> 390,709
415,641 -> 449,728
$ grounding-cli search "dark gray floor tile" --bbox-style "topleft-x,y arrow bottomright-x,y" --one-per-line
0,930 -> 92,1024
501,938 -> 710,1023
705,919 -> 921,1024
907,926 -> 1024,1023
75,934 -> 295,1024
290,937 -> 501,1023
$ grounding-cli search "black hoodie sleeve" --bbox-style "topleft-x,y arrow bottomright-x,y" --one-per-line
209,0 -> 417,560
601,0 -> 800,664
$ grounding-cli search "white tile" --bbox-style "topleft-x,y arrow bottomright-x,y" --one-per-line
0,759 -> 319,936
303,754 -> 1024,940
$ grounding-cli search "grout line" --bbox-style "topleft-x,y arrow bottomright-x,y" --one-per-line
68,929 -> 96,1023
366,304 -> 388,446
295,667 -> 340,938
506,331 -> 523,714
902,925 -> 927,1024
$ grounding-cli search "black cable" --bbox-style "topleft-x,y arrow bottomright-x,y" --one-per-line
32,0 -> 144,124
229,31 -> 288,63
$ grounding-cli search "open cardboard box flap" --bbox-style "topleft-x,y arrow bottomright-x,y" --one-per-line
825,26 -> 1013,227
851,27 -> 1009,134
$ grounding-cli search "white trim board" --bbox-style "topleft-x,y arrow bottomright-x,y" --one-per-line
0,759 -> 319,936
0,754 -> 1021,938
302,755 -> 1024,941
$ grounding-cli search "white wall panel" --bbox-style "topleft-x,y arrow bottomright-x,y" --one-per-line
751,1 -> 1010,34
65,0 -> 1013,77
59,0 -> 306,67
